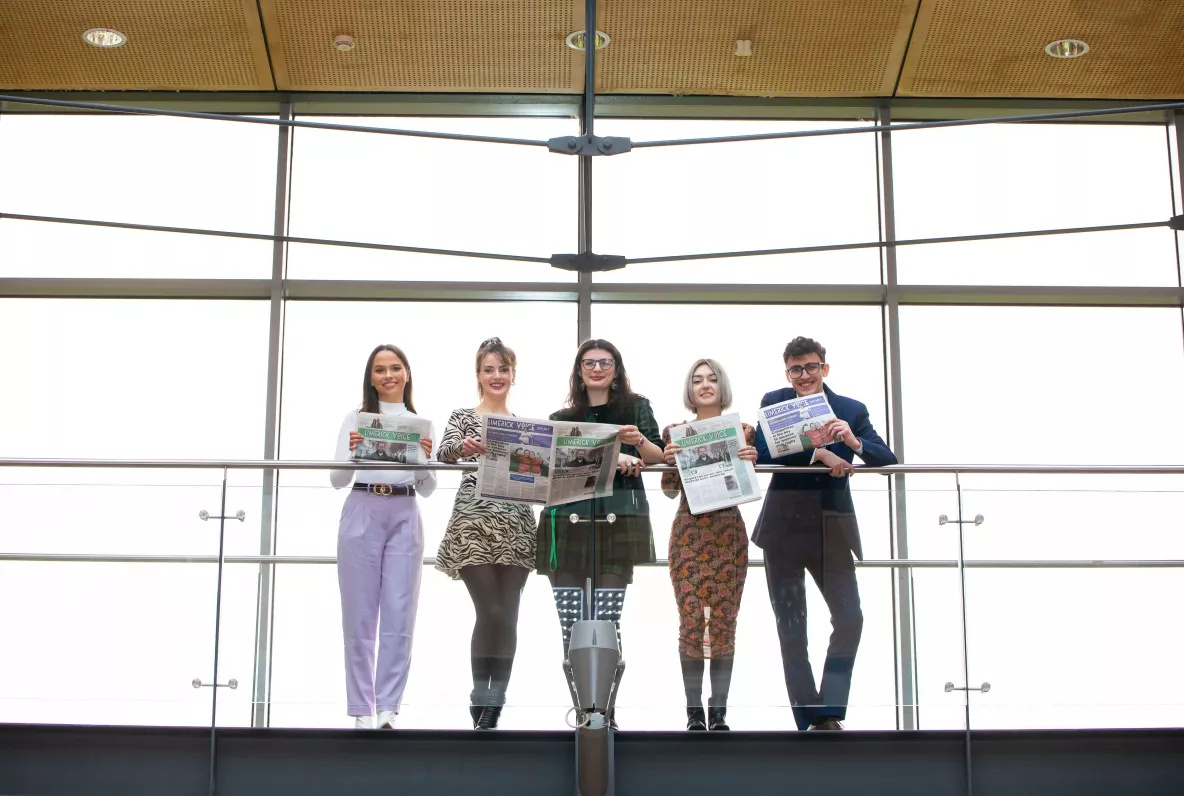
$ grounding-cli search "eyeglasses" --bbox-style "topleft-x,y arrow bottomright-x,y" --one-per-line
480,337 -> 503,348
786,362 -> 824,378
581,358 -> 615,371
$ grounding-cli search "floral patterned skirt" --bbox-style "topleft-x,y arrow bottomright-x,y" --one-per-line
668,501 -> 749,659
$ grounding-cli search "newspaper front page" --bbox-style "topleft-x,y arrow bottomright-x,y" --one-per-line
756,393 -> 839,458
669,413 -> 761,515
474,415 -> 621,507
548,420 -> 621,507
352,412 -> 431,464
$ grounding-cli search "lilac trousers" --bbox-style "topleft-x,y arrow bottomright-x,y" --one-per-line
337,490 -> 424,717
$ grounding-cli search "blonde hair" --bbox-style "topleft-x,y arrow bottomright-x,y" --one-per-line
683,358 -> 733,412
475,337 -> 517,397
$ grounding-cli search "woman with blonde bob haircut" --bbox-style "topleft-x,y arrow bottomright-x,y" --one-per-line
661,358 -> 757,732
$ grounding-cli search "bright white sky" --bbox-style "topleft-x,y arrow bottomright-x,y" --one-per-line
0,112 -> 1182,732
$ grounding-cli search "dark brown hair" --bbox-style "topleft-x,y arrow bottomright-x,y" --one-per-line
475,337 -> 517,397
361,344 -> 416,414
557,338 -> 641,423
783,336 -> 826,363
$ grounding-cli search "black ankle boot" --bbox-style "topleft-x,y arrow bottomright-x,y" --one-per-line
686,707 -> 707,731
708,707 -> 729,731
469,688 -> 487,729
476,705 -> 502,730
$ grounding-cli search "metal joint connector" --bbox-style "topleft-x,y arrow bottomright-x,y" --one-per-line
547,134 -> 633,156
550,252 -> 628,273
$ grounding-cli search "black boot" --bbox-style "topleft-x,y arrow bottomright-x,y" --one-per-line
708,707 -> 730,731
686,707 -> 707,731
469,686 -> 489,729
476,705 -> 502,730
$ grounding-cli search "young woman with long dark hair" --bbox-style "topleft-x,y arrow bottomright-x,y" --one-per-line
536,339 -> 665,726
331,344 -> 436,730
434,337 -> 537,730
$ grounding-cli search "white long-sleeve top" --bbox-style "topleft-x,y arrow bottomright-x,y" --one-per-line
329,401 -> 438,497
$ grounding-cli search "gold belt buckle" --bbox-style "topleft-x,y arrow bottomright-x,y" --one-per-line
374,483 -> 393,496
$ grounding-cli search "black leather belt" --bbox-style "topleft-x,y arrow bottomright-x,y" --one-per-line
353,483 -> 416,497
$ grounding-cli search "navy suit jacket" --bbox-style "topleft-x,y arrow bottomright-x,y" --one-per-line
752,384 -> 897,559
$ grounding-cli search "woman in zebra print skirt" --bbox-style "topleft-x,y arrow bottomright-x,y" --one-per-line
435,337 -> 537,730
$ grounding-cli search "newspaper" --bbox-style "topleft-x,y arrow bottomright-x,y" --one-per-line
756,393 -> 839,458
669,413 -> 761,515
351,412 -> 431,464
474,414 -> 621,507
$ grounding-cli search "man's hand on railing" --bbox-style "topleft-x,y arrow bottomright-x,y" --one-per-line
814,449 -> 854,477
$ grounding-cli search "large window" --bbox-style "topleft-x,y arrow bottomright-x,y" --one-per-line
594,119 -> 882,284
286,117 -> 579,283
0,115 -> 276,279
1,109 -> 1182,734
0,298 -> 270,726
892,123 -> 1178,286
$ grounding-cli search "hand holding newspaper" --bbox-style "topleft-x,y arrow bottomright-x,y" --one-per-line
756,393 -> 839,459
474,414 -> 621,507
351,412 -> 431,464
669,413 -> 761,515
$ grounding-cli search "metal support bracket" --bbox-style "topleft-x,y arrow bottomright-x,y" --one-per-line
939,514 -> 984,526
1168,214 -> 1184,231
550,252 -> 628,273
192,678 -> 238,689
945,681 -> 991,693
547,134 -> 633,156
199,510 -> 246,522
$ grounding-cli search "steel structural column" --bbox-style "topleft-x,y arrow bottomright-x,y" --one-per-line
574,0 -> 596,344
877,106 -> 919,731
250,102 -> 294,728
1169,112 -> 1184,354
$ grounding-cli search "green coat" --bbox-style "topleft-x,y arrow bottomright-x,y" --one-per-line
534,397 -> 662,579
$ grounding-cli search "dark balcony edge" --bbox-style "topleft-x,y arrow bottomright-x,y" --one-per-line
2,724 -> 1182,796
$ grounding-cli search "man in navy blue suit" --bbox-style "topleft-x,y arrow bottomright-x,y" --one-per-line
753,336 -> 897,731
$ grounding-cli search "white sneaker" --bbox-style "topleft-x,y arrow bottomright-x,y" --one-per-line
354,715 -> 374,729
376,710 -> 397,729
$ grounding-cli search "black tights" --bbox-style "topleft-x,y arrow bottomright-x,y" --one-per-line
679,655 -> 735,708
460,564 -> 529,705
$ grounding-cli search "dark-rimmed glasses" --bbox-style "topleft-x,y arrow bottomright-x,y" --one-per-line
786,362 -> 824,378
581,358 -> 615,371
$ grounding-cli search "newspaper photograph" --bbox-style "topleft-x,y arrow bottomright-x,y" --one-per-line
352,412 -> 431,464
669,413 -> 761,515
474,415 -> 621,507
547,420 -> 621,507
756,393 -> 839,459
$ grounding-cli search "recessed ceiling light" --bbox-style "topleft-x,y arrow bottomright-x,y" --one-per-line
1044,39 -> 1088,58
83,28 -> 127,48
565,30 -> 610,51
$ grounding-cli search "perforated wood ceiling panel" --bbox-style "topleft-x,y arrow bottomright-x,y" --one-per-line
898,0 -> 1184,98
595,0 -> 917,96
0,0 -> 273,90
261,0 -> 582,92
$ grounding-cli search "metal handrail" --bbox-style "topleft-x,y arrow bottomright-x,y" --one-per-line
1,458 -> 1184,475
0,552 -> 1180,569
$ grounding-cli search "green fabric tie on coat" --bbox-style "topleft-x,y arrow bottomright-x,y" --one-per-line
549,507 -> 558,571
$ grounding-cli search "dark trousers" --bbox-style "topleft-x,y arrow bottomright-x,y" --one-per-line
764,520 -> 863,731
